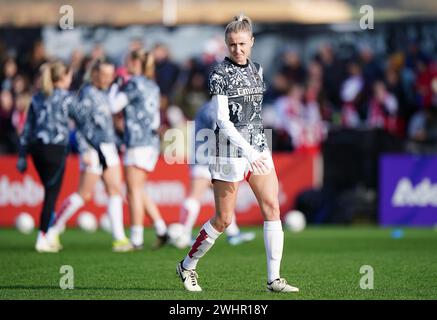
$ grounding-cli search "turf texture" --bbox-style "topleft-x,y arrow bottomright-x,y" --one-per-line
0,227 -> 436,300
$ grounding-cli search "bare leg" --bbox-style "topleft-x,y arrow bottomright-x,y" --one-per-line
125,166 -> 146,226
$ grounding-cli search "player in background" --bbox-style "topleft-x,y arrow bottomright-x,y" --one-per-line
46,59 -> 133,252
16,62 -> 74,252
179,99 -> 255,246
109,49 -> 168,250
176,14 -> 299,293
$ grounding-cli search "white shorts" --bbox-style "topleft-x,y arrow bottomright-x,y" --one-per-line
79,143 -> 120,175
123,146 -> 159,172
190,164 -> 212,180
209,150 -> 275,182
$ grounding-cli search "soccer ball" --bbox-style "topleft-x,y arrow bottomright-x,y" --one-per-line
15,212 -> 34,234
77,211 -> 98,233
168,223 -> 191,249
284,210 -> 306,232
99,213 -> 112,233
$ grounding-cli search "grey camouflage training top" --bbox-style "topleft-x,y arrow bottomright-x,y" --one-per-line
121,75 -> 160,150
19,88 -> 74,156
73,84 -> 116,150
208,57 -> 268,158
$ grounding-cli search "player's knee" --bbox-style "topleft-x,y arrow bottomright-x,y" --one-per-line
262,198 -> 280,220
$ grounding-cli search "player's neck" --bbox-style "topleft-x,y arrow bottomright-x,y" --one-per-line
225,57 -> 249,68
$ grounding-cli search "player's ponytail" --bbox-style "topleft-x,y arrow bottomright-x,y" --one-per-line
40,63 -> 53,97
142,51 -> 155,80
225,14 -> 253,39
130,49 -> 155,80
40,61 -> 68,96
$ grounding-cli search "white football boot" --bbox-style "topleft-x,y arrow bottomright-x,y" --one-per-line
46,228 -> 63,251
35,232 -> 59,253
267,278 -> 299,293
176,261 -> 202,292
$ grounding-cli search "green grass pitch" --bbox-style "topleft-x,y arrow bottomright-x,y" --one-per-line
0,227 -> 436,300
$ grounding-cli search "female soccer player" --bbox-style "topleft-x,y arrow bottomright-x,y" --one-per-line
109,49 -> 168,250
46,59 -> 132,252
176,15 -> 299,293
179,99 -> 255,246
17,62 -> 74,252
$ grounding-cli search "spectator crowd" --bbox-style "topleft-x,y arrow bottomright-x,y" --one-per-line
1,32 -> 437,155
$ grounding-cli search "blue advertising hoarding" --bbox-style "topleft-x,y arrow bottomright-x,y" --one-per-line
380,154 -> 437,226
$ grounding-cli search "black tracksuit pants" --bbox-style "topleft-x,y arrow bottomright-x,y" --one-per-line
30,144 -> 68,233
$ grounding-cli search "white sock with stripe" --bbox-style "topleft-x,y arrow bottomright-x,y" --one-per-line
182,220 -> 221,270
52,193 -> 84,233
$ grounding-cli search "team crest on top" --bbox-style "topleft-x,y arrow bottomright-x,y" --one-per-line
230,102 -> 243,121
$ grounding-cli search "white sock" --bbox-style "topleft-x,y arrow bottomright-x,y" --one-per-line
154,218 -> 167,236
264,220 -> 284,283
180,198 -> 200,234
225,215 -> 240,237
53,193 -> 84,233
182,220 -> 221,270
108,195 -> 126,241
130,225 -> 144,246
